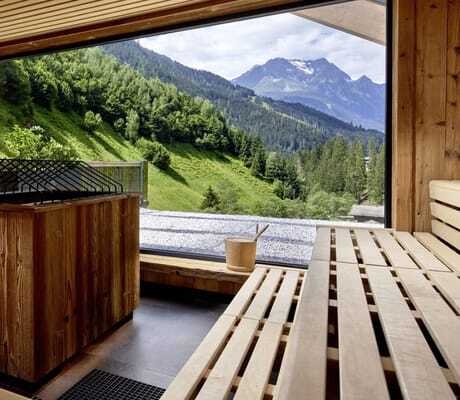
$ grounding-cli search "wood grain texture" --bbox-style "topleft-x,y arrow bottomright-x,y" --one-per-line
0,194 -> 140,382
397,268 -> 460,383
336,262 -> 389,399
367,266 -> 455,399
196,318 -> 260,400
311,227 -> 331,261
276,260 -> 329,400
393,0 -> 460,232
355,228 -> 387,266
430,201 -> 460,230
414,231 -> 460,273
140,254 -> 249,295
335,228 -> 357,264
0,0 -> 310,60
392,0 -> 416,232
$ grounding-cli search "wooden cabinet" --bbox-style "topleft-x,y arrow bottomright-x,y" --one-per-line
0,194 -> 139,382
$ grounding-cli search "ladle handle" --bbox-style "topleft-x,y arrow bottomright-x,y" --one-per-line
253,224 -> 269,241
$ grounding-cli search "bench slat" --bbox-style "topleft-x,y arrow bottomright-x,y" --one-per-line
336,262 -> 389,399
374,230 -> 418,269
244,269 -> 282,320
311,227 -> 331,261
268,270 -> 299,324
196,318 -> 259,400
430,181 -> 460,208
431,201 -> 460,230
394,231 -> 450,272
234,321 -> 283,400
161,315 -> 237,400
335,228 -> 357,264
224,267 -> 266,317
414,232 -> 460,274
355,229 -> 387,266
432,219 -> 460,251
276,260 -> 329,400
429,271 -> 460,313
367,266 -> 455,399
397,269 -> 460,383
0,390 -> 29,400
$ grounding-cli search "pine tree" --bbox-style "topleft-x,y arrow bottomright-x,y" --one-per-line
125,109 -> 140,142
369,145 -> 385,204
346,141 -> 367,202
367,138 -> 378,203
250,149 -> 266,177
201,186 -> 220,210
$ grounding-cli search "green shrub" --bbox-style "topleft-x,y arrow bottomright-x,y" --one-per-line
136,138 -> 171,170
83,111 -> 102,133
251,198 -> 288,218
304,190 -> 354,220
4,125 -> 77,160
113,118 -> 125,134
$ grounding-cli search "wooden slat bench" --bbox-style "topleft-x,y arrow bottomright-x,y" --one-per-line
293,226 -> 459,399
162,265 -> 305,400
161,231 -> 459,399
161,181 -> 460,399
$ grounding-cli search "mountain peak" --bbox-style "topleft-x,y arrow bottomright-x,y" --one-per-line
357,75 -> 372,82
233,57 -> 385,131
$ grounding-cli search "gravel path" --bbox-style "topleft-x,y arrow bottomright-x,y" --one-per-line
140,209 -> 382,266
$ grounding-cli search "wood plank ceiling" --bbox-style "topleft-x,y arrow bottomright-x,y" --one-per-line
0,0 -> 321,60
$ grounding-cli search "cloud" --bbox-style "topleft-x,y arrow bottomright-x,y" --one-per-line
138,12 -> 386,83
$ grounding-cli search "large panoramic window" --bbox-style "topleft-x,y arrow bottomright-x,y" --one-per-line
0,1 -> 387,266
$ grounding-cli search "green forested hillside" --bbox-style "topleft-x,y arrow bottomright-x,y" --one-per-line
0,98 -> 281,212
103,41 -> 384,152
0,45 -> 384,219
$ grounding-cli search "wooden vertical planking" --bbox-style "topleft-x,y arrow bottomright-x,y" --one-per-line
446,0 -> 460,178
0,212 -> 35,380
12,213 -> 34,381
0,212 -> 6,373
111,200 -> 122,323
393,0 -> 460,231
35,210 -> 66,377
414,0 -> 448,232
0,194 -> 140,382
63,208 -> 78,361
77,204 -> 90,348
392,0 -> 416,231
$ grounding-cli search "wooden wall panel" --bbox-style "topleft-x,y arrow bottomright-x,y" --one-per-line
393,0 -> 460,232
392,0 -> 415,231
446,0 -> 460,177
0,212 -> 35,381
0,194 -> 140,382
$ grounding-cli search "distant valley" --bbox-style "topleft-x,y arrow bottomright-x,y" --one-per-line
103,41 -> 384,152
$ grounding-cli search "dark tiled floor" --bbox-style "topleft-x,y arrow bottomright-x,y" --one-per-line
35,285 -> 230,399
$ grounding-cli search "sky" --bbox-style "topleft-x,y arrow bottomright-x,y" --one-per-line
138,12 -> 386,83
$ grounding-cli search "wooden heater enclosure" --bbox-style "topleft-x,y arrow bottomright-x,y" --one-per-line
0,194 -> 140,382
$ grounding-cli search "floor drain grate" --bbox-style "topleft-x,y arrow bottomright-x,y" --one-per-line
57,369 -> 165,400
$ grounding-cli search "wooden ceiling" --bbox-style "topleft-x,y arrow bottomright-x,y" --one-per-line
295,0 -> 386,45
0,0 -> 326,60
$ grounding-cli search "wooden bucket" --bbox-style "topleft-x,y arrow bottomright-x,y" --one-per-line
225,238 -> 257,272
